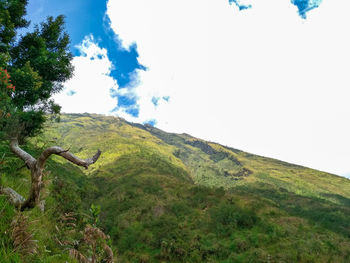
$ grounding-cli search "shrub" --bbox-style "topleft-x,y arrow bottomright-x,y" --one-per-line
209,202 -> 259,236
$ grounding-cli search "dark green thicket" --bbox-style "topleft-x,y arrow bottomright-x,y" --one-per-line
236,184 -> 350,237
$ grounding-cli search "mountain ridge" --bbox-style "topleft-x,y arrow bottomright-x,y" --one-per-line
1,113 -> 350,262
126,116 -> 345,178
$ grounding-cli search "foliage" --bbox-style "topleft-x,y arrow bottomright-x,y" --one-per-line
0,0 -> 73,141
0,67 -> 15,138
54,205 -> 113,262
10,212 -> 38,260
90,204 -> 101,226
209,202 -> 258,235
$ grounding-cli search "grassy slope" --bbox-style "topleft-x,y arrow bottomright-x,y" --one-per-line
1,113 -> 350,262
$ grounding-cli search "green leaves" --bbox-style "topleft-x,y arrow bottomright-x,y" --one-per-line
0,0 -> 28,58
0,1 -> 73,141
11,15 -> 73,87
10,62 -> 42,108
90,204 -> 101,226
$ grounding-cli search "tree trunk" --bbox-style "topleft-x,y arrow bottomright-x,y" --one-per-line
0,137 -> 101,210
21,165 -> 43,210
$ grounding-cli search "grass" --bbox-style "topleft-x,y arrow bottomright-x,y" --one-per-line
0,113 -> 350,262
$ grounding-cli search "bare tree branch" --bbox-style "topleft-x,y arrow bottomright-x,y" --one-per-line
37,146 -> 101,169
10,138 -> 36,169
4,137 -> 102,210
0,187 -> 25,208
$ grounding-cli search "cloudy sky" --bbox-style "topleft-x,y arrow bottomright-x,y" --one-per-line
26,0 -> 350,178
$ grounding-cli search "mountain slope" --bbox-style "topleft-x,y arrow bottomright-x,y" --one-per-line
1,113 -> 350,262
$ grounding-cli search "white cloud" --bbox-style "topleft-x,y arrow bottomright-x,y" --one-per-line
106,0 -> 350,176
54,35 -> 118,115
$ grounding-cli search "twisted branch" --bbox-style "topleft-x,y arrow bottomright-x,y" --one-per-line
37,146 -> 101,170
10,138 -> 36,169
2,137 -> 101,210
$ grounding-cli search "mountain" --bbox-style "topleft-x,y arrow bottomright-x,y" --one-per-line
1,113 -> 350,263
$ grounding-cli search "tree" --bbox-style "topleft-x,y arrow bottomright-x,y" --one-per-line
0,0 -> 101,210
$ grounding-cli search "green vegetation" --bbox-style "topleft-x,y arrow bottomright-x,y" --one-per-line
1,113 -> 350,262
1,0 -> 78,211
0,0 -> 73,141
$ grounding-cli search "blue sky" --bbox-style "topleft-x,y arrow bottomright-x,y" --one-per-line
26,0 -> 350,177
27,0 -> 145,117
26,0 -> 322,118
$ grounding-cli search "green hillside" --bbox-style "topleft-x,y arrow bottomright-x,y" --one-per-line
1,113 -> 350,262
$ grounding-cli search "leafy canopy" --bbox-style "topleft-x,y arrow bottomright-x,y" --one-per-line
0,0 -> 73,141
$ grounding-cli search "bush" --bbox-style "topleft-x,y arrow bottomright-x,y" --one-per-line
209,202 -> 259,236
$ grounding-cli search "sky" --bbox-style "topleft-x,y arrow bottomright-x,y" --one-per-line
26,0 -> 350,178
